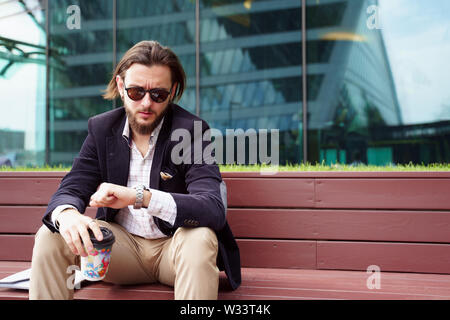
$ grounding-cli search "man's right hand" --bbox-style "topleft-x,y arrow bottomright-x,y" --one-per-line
57,209 -> 103,257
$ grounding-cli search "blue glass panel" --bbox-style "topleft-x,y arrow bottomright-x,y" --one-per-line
48,0 -> 113,165
199,0 -> 303,165
307,0 -> 450,165
117,0 -> 196,114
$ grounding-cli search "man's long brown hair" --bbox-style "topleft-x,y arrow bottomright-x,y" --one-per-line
103,40 -> 186,102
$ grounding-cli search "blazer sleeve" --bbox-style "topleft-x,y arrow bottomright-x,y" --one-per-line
42,118 -> 102,232
169,120 -> 226,232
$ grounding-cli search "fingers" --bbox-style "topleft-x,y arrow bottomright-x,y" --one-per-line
61,226 -> 88,257
90,183 -> 116,207
90,195 -> 116,207
60,230 -> 79,256
89,183 -> 135,209
78,223 -> 93,255
58,211 -> 99,257
88,220 -> 103,242
71,227 -> 88,257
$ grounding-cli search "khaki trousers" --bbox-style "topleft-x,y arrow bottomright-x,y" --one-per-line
29,221 -> 219,300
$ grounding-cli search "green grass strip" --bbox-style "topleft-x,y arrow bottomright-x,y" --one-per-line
1,162 -> 449,172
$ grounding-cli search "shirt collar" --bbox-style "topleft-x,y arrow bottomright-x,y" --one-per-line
122,116 -> 165,146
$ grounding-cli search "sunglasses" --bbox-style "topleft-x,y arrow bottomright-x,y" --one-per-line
124,86 -> 172,103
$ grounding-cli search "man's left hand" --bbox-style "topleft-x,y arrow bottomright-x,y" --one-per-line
89,183 -> 136,209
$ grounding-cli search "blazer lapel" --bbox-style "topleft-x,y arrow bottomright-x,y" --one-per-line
149,104 -> 173,190
106,115 -> 130,187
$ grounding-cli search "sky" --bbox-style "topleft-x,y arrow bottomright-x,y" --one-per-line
379,0 -> 450,123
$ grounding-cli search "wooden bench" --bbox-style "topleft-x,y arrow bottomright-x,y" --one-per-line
1,171 -> 450,300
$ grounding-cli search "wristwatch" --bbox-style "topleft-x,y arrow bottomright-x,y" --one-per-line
133,184 -> 148,209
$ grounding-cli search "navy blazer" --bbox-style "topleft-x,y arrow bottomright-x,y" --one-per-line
42,104 -> 242,290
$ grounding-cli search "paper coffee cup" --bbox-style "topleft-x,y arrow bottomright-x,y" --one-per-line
80,226 -> 115,281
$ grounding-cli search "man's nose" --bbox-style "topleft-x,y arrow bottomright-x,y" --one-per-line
141,92 -> 152,107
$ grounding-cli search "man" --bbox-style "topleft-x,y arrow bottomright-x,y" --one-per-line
29,40 -> 241,300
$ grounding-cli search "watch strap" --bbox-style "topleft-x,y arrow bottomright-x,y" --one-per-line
133,185 -> 146,209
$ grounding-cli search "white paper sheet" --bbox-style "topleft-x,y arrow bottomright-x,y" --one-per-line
0,268 -> 84,290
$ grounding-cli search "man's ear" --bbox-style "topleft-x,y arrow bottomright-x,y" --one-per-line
170,83 -> 178,102
116,75 -> 124,100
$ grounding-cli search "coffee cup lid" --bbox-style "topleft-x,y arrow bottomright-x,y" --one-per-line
88,227 -> 115,249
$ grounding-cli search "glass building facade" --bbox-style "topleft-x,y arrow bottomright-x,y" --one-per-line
0,0 -> 449,167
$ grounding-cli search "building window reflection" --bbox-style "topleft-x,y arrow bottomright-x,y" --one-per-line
307,0 -> 449,165
0,0 -> 448,167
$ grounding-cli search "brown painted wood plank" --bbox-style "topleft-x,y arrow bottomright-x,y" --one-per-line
0,206 -> 97,234
312,210 -> 450,243
237,239 -> 316,269
74,282 -> 174,300
0,172 -> 67,178
228,209 -> 316,239
0,289 -> 28,300
222,171 -> 450,179
2,173 -> 448,210
2,233 -> 319,266
0,178 -> 61,205
238,268 -> 450,297
315,178 -> 450,210
221,285 -> 448,300
0,235 -> 34,261
3,263 -> 450,300
2,171 -> 450,179
235,277 -> 450,299
228,208 -> 450,243
0,207 -> 44,234
225,178 -> 314,208
76,269 -> 450,300
317,241 -> 450,274
0,261 -> 30,271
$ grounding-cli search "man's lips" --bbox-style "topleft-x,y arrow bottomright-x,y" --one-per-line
138,111 -> 154,118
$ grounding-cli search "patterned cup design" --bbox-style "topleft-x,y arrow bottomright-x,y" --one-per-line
80,226 -> 115,281
80,246 -> 112,281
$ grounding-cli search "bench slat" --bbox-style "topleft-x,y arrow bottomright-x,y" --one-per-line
237,239 -> 316,269
0,207 -> 97,233
3,176 -> 448,210
0,178 -> 61,205
225,178 -> 314,208
228,208 -> 450,243
0,234 -> 318,269
317,241 -> 450,274
4,234 -> 450,274
0,235 -> 34,261
0,207 -> 44,234
3,263 -> 450,300
315,178 -> 450,210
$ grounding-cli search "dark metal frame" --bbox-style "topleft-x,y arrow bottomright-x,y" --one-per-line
301,0 -> 308,163
112,0 -> 117,110
195,0 -> 200,117
44,0 -> 50,164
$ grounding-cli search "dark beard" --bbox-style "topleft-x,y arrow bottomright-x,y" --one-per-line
126,106 -> 168,135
